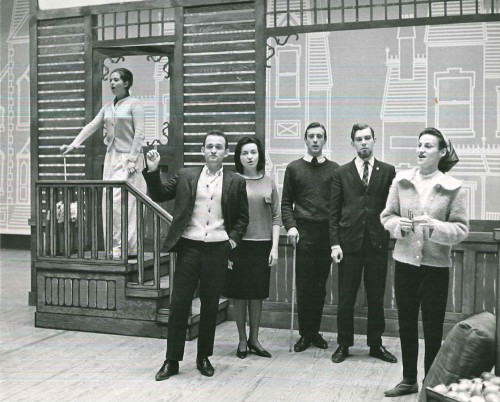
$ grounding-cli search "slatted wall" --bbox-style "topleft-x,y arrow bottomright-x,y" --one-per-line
37,17 -> 87,180
183,2 -> 257,166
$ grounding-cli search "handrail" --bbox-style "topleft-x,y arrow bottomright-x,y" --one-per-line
34,180 -> 175,293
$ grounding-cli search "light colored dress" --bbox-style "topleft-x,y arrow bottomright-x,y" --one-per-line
70,96 -> 147,255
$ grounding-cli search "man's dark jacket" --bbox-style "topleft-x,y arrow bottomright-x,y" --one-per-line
143,167 -> 249,252
329,159 -> 396,253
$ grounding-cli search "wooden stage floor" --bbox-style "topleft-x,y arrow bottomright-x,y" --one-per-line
0,248 -> 424,401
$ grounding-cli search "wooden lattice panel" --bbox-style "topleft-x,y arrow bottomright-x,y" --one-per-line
37,17 -> 86,180
183,3 -> 257,166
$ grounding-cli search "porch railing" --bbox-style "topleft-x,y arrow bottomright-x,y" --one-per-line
34,180 -> 174,292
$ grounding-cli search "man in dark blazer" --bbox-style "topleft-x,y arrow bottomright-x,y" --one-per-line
143,130 -> 248,381
329,123 -> 397,364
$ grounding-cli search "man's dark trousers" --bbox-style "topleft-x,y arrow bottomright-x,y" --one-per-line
166,238 -> 231,361
296,222 -> 332,338
337,230 -> 388,347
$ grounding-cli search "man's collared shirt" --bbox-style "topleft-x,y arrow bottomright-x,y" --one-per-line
303,154 -> 326,163
354,155 -> 375,183
182,165 -> 229,242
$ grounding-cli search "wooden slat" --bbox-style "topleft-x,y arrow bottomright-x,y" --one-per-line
39,17 -> 83,27
184,52 -> 255,63
184,21 -> 255,34
184,62 -> 255,75
38,72 -> 86,81
185,93 -> 255,103
38,91 -> 85,101
184,9 -> 255,25
184,113 -> 254,123
38,35 -> 85,46
183,82 -> 255,94
39,119 -> 85,128
38,62 -> 85,74
184,31 -> 255,43
38,25 -> 85,36
184,72 -> 255,83
183,41 -> 255,54
183,123 -> 255,133
184,103 -> 255,113
38,53 -> 85,63
38,109 -> 85,118
38,45 -> 85,55
185,2 -> 254,14
38,82 -> 86,92
38,100 -> 86,109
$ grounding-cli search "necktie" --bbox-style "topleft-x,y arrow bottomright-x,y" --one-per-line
362,161 -> 369,190
311,157 -> 318,166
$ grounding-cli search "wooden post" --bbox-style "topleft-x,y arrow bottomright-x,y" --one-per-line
494,228 -> 500,375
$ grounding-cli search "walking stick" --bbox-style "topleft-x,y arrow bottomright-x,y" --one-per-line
289,241 -> 297,352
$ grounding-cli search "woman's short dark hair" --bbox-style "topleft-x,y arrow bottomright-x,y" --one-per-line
351,123 -> 374,141
418,127 -> 459,173
234,136 -> 265,174
111,68 -> 134,89
304,122 -> 327,141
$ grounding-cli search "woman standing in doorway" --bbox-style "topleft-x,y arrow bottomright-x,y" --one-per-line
60,67 -> 146,258
222,136 -> 281,359
380,127 -> 469,397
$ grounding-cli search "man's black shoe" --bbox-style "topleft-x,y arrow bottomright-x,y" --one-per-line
293,336 -> 311,352
331,345 -> 349,363
196,357 -> 215,377
155,360 -> 179,381
369,345 -> 398,363
310,333 -> 328,349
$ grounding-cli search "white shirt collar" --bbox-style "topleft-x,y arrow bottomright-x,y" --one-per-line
303,154 -> 326,163
354,155 -> 375,169
203,165 -> 223,177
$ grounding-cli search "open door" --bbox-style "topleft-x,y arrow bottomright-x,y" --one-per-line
90,44 -> 177,181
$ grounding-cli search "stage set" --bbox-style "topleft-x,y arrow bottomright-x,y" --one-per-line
3,0 -> 500,399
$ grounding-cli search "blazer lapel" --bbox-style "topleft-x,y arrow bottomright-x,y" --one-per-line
369,159 -> 381,187
348,160 -> 365,191
191,167 -> 203,199
222,170 -> 233,207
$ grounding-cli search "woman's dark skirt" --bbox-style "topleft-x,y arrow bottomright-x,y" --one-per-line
222,240 -> 272,300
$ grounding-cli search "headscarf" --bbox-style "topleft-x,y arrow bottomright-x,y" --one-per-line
419,127 -> 459,173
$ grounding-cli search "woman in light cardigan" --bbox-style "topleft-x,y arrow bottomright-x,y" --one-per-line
380,127 -> 469,398
61,68 -> 146,258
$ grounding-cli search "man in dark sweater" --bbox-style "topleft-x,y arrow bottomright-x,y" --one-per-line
281,122 -> 340,352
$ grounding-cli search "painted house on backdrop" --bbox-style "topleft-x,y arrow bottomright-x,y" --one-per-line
265,0 -> 333,193
0,0 -> 30,234
381,1 -> 500,219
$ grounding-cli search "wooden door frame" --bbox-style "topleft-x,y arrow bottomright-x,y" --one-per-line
89,41 -> 180,179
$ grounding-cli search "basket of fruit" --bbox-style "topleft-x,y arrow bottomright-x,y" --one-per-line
426,372 -> 500,402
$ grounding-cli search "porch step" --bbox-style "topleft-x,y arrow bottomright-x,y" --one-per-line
125,275 -> 170,298
156,297 -> 230,340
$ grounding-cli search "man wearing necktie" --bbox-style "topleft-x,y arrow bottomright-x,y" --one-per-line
281,122 -> 339,352
329,123 -> 397,364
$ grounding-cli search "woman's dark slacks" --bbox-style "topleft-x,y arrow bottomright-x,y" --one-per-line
395,261 -> 449,381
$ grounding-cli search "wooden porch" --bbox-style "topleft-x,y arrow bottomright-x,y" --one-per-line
2,247 -> 421,402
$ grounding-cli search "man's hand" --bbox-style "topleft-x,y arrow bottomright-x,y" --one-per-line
331,246 -> 343,263
287,227 -> 299,246
146,150 -> 160,172
60,144 -> 75,155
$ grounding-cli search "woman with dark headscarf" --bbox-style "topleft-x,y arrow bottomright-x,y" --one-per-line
60,68 -> 146,258
380,127 -> 469,397
222,136 -> 281,359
